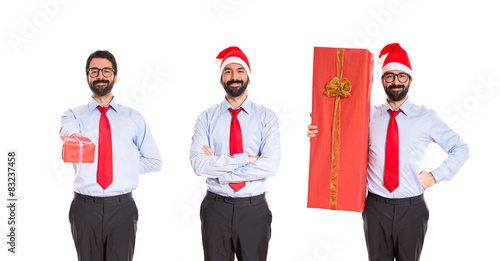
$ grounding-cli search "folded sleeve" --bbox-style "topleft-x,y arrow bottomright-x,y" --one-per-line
189,111 -> 249,178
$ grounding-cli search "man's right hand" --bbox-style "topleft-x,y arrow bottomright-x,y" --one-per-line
71,133 -> 82,137
307,125 -> 318,138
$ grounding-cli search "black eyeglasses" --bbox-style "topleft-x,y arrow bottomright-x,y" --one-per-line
87,67 -> 115,78
383,72 -> 410,83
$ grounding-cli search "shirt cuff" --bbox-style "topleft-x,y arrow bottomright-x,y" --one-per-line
218,153 -> 249,184
430,168 -> 445,183
233,152 -> 249,167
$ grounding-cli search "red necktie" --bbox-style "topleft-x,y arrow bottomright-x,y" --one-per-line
97,106 -> 113,189
229,108 -> 245,192
384,109 -> 401,193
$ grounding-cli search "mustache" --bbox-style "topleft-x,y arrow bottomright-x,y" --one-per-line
226,80 -> 244,85
93,79 -> 110,85
388,84 -> 405,90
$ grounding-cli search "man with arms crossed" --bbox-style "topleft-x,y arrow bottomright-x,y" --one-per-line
308,43 -> 469,260
190,46 -> 280,261
60,50 -> 162,261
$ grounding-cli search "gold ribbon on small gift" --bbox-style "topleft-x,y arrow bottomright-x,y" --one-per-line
323,48 -> 351,210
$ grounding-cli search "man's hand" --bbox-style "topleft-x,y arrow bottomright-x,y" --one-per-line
419,170 -> 436,189
203,145 -> 259,163
202,145 -> 214,156
71,133 -> 82,137
249,155 -> 259,163
307,124 -> 318,138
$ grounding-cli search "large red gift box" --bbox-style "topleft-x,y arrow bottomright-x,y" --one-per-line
307,47 -> 373,212
61,136 -> 95,163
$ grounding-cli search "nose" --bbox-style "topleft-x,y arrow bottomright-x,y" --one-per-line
392,76 -> 401,85
229,72 -> 238,80
95,69 -> 107,80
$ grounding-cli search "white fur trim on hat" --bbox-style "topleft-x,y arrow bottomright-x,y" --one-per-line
381,62 -> 412,77
220,57 -> 251,78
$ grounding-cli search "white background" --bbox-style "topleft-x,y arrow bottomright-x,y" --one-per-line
1,0 -> 499,260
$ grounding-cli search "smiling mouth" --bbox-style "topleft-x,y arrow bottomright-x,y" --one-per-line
93,81 -> 109,87
388,85 -> 404,91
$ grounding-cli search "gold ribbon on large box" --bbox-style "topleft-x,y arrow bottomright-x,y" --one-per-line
323,48 -> 351,210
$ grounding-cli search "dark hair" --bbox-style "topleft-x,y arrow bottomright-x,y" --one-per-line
85,50 -> 118,75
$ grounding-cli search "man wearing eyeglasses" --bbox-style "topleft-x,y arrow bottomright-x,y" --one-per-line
59,50 -> 162,261
308,43 -> 469,260
190,46 -> 280,261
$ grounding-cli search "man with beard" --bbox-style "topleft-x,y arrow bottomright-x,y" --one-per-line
190,46 -> 280,261
59,50 -> 162,261
308,43 -> 469,260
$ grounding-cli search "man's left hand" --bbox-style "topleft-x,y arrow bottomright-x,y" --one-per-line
419,170 -> 436,189
202,145 -> 214,156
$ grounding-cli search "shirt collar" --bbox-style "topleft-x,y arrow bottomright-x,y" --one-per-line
88,96 -> 118,113
381,98 -> 412,116
220,96 -> 253,115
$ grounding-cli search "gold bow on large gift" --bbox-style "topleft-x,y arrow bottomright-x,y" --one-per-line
323,48 -> 351,210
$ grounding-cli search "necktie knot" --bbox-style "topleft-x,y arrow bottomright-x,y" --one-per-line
388,109 -> 401,118
229,107 -> 242,117
97,106 -> 111,114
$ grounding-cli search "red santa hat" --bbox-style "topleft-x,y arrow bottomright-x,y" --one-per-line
379,43 -> 412,76
216,46 -> 251,78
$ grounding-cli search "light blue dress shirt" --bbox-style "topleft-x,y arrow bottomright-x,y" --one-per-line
190,97 -> 281,198
60,97 -> 162,197
368,99 -> 469,198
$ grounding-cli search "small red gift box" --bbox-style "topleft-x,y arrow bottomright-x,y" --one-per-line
307,47 -> 373,212
61,136 -> 95,163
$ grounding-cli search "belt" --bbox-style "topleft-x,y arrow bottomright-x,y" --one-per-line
74,192 -> 133,203
367,192 -> 424,205
206,191 -> 266,205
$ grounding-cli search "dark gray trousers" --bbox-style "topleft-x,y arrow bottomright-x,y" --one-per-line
69,192 -> 138,261
200,191 -> 272,261
362,192 -> 429,261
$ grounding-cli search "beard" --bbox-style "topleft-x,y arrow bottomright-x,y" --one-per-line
222,79 -> 248,98
384,83 -> 409,102
89,79 -> 114,97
